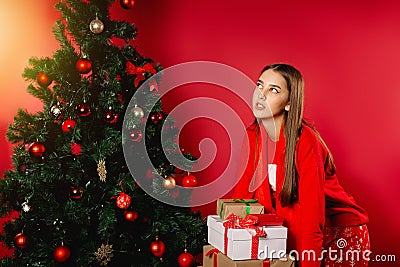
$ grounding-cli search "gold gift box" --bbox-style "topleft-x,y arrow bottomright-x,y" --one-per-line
203,245 -> 295,267
217,199 -> 264,220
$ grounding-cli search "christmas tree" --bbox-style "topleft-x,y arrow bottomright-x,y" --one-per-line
0,0 -> 207,266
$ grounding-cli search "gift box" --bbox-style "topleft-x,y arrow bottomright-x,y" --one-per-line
252,214 -> 284,226
203,245 -> 295,267
207,215 -> 287,260
217,199 -> 264,220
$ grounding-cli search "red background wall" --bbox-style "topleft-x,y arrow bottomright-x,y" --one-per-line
1,0 -> 399,265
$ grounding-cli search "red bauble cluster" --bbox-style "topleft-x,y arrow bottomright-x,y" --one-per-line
28,142 -> 46,158
76,58 -> 92,74
149,239 -> 165,257
182,174 -> 197,187
120,0 -> 135,9
14,232 -> 28,249
54,244 -> 71,262
116,192 -> 131,209
36,72 -> 52,87
178,251 -> 195,267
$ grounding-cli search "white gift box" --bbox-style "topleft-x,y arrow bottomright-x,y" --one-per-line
207,215 -> 287,260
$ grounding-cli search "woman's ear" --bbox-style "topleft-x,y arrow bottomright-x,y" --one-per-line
285,104 -> 290,111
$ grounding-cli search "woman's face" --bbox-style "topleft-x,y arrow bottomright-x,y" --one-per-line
252,69 -> 290,120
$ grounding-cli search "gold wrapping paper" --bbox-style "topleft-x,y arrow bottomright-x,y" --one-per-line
217,199 -> 264,220
203,245 -> 295,267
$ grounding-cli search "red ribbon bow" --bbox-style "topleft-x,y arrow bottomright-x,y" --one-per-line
206,248 -> 220,267
126,61 -> 156,87
223,213 -> 266,237
222,213 -> 266,259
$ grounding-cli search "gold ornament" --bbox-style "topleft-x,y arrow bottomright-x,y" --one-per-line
94,243 -> 114,266
97,159 -> 107,182
162,176 -> 176,190
90,16 -> 104,34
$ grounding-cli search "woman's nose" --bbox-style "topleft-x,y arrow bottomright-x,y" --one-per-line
258,91 -> 266,100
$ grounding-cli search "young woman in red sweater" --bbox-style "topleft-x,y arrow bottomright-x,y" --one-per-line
232,63 -> 370,267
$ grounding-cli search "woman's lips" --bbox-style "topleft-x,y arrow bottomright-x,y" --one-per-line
254,102 -> 265,110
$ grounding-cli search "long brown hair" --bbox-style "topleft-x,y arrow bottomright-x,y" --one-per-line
257,63 -> 336,206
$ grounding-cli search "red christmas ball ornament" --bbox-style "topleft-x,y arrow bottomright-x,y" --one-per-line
36,72 -> 52,87
53,244 -> 71,262
120,0 -> 135,9
116,192 -> 131,209
14,232 -> 28,249
150,238 -> 165,257
124,210 -> 138,222
75,58 -> 92,74
182,174 -> 197,187
69,186 -> 83,199
76,103 -> 91,117
129,129 -> 143,142
178,251 -> 195,267
62,119 -> 76,132
70,142 -> 82,156
28,142 -> 46,157
104,110 -> 119,124
149,112 -> 163,124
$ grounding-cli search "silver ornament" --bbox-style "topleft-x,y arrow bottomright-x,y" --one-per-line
50,105 -> 62,118
90,17 -> 104,34
132,105 -> 144,118
22,201 -> 31,212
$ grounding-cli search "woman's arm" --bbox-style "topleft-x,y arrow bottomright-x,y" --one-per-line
296,130 -> 326,267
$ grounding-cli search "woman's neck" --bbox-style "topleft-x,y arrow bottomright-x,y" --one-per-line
260,116 -> 284,142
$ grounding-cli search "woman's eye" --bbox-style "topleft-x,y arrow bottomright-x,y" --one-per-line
256,83 -> 263,89
270,88 -> 279,93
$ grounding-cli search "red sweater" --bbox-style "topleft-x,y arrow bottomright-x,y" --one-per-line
232,123 -> 368,267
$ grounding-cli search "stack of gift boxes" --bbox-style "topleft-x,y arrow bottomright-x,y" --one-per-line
200,199 -> 295,267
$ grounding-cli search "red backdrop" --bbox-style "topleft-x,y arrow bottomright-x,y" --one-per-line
1,1 -> 399,265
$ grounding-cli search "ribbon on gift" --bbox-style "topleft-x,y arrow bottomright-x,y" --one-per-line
223,213 -> 266,259
219,199 -> 259,218
263,260 -> 270,267
206,248 -> 220,267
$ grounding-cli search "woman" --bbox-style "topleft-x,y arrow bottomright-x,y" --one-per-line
232,63 -> 370,267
